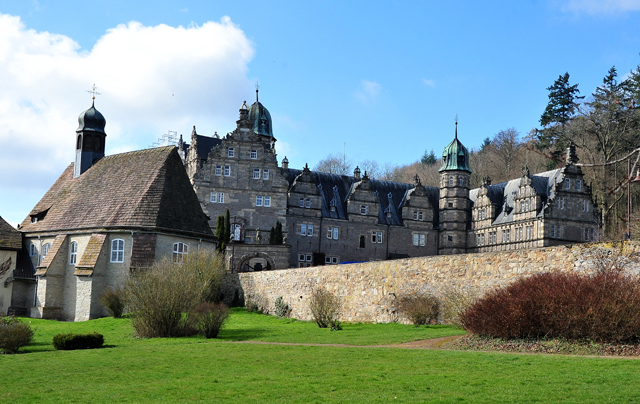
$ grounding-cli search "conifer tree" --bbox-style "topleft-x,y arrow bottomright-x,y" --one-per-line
224,209 -> 231,246
537,72 -> 584,152
215,215 -> 225,252
269,226 -> 276,244
274,221 -> 283,244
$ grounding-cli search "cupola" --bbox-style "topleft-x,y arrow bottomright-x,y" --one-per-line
439,122 -> 471,173
74,88 -> 107,178
248,88 -> 274,138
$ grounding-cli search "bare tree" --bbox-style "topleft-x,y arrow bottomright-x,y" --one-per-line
313,153 -> 354,176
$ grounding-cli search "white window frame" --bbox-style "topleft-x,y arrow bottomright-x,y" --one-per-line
69,241 -> 78,264
215,165 -> 222,176
228,147 -> 235,158
327,227 -> 339,240
263,169 -> 270,180
218,192 -> 224,203
42,243 -> 51,257
210,192 -> 217,203
253,169 -> 261,179
173,242 -> 188,263
111,239 -> 125,263
372,231 -> 383,244
413,211 -> 418,220
305,199 -> 311,208
250,149 -> 257,159
299,198 -> 305,208
224,165 -> 230,176
256,195 -> 263,206
301,224 -> 307,236
307,224 -> 314,237
413,233 -> 425,246
264,196 -> 271,207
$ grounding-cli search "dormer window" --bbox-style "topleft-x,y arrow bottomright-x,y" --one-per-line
228,148 -> 235,158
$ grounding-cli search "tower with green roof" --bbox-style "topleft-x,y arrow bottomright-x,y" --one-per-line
438,121 -> 471,254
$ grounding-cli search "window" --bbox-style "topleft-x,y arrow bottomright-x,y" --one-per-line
307,224 -> 314,236
565,178 -> 570,190
299,198 -> 305,208
502,229 -> 510,243
582,200 -> 589,212
215,165 -> 222,176
305,199 -> 311,208
298,253 -> 313,267
577,179 -> 582,191
449,176 -> 453,186
325,256 -> 339,265
224,166 -> 230,176
459,177 -> 463,186
448,202 -> 453,208
301,224 -> 312,236
264,196 -> 271,207
253,169 -> 261,179
585,228 -> 590,241
250,149 -> 257,159
263,169 -> 270,180
557,197 -> 564,210
42,243 -> 51,257
69,241 -> 78,264
360,205 -> 367,215
359,235 -> 366,248
111,239 -> 124,263
211,192 -> 224,203
327,227 -> 339,239
227,147 -> 235,157
526,226 -> 533,240
256,195 -> 263,206
371,231 -> 383,243
488,231 -> 496,244
525,200 -> 530,211
29,243 -> 35,257
413,233 -> 426,246
173,242 -> 188,263
448,235 -> 453,242
590,228 -> 595,241
551,224 -> 556,238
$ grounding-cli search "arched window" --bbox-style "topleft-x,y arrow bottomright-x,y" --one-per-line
69,241 -> 78,264
29,243 -> 36,257
77,134 -> 82,149
111,239 -> 125,263
84,134 -> 93,150
42,243 -> 51,257
173,242 -> 188,263
359,236 -> 365,248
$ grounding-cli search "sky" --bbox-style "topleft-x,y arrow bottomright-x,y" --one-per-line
1,0 -> 640,226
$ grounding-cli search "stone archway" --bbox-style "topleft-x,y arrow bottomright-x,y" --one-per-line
236,252 -> 276,273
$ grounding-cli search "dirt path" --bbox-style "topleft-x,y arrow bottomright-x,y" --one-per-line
223,335 -> 465,350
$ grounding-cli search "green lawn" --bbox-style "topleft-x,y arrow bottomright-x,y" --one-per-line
2,310 -> 640,403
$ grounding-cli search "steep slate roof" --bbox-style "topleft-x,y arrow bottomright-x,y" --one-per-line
284,169 -> 439,225
21,146 -> 213,237
0,216 -> 21,250
469,168 -> 563,226
182,134 -> 223,159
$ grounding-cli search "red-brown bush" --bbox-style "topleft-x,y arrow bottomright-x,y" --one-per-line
460,271 -> 640,343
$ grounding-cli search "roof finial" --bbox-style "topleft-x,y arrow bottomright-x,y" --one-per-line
454,114 -> 458,140
87,83 -> 100,100
255,81 -> 260,102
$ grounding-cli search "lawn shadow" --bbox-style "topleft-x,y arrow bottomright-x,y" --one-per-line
217,328 -> 266,341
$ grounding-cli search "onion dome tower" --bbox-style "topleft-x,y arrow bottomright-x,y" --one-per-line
438,120 -> 471,255
74,87 -> 106,178
247,86 -> 274,138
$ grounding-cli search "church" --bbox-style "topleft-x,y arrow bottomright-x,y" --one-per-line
182,90 -> 600,271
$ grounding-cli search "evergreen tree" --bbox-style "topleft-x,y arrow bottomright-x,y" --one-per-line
224,209 -> 231,246
537,72 -> 584,151
274,221 -> 283,244
421,149 -> 437,166
215,215 -> 225,252
269,226 -> 276,244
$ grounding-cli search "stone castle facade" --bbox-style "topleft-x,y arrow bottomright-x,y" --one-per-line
182,94 -> 601,271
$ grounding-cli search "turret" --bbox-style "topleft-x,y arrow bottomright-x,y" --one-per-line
74,95 -> 106,178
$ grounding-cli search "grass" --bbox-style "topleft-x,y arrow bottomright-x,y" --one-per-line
2,309 -> 640,403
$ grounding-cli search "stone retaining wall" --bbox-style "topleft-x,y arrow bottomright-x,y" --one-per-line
223,241 -> 640,323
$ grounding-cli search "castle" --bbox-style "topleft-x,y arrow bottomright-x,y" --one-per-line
182,91 -> 600,271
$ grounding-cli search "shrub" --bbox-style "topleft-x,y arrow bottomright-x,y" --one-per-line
245,294 -> 269,314
100,287 -> 125,318
52,332 -> 104,350
0,314 -> 34,354
460,271 -> 640,343
123,249 -> 226,338
309,287 -> 341,328
275,296 -> 291,318
190,302 -> 230,338
438,285 -> 477,325
394,292 -> 439,327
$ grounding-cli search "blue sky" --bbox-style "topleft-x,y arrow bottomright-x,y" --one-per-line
1,0 -> 640,226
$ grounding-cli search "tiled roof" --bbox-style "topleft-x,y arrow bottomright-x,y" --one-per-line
21,146 -> 213,237
75,233 -> 107,275
0,216 -> 21,250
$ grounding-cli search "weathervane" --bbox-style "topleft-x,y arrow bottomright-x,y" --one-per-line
87,83 -> 101,100
255,81 -> 260,102
454,114 -> 459,139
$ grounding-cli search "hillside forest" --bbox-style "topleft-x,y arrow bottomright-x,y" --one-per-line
315,63 -> 640,240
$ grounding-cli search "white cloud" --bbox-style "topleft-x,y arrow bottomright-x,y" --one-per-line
0,13 -> 255,224
355,80 -> 381,103
422,78 -> 436,87
561,0 -> 640,14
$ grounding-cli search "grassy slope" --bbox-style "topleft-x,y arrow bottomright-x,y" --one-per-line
2,310 -> 639,403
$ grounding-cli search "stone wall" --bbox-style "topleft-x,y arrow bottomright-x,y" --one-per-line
223,241 -> 640,323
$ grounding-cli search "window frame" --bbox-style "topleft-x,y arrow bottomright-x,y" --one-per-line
360,205 -> 367,215
227,147 -> 235,158
305,199 -> 311,208
256,195 -> 263,206
29,243 -> 36,257
69,241 -> 78,264
307,224 -> 314,237
577,179 -> 582,191
42,242 -> 51,257
300,224 -> 307,236
224,165 -> 230,176
215,165 -> 222,176
253,168 -> 261,179
173,242 -> 188,263
263,169 -> 270,180
250,149 -> 257,159
111,239 -> 125,263
210,192 -> 217,203
264,196 -> 271,207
